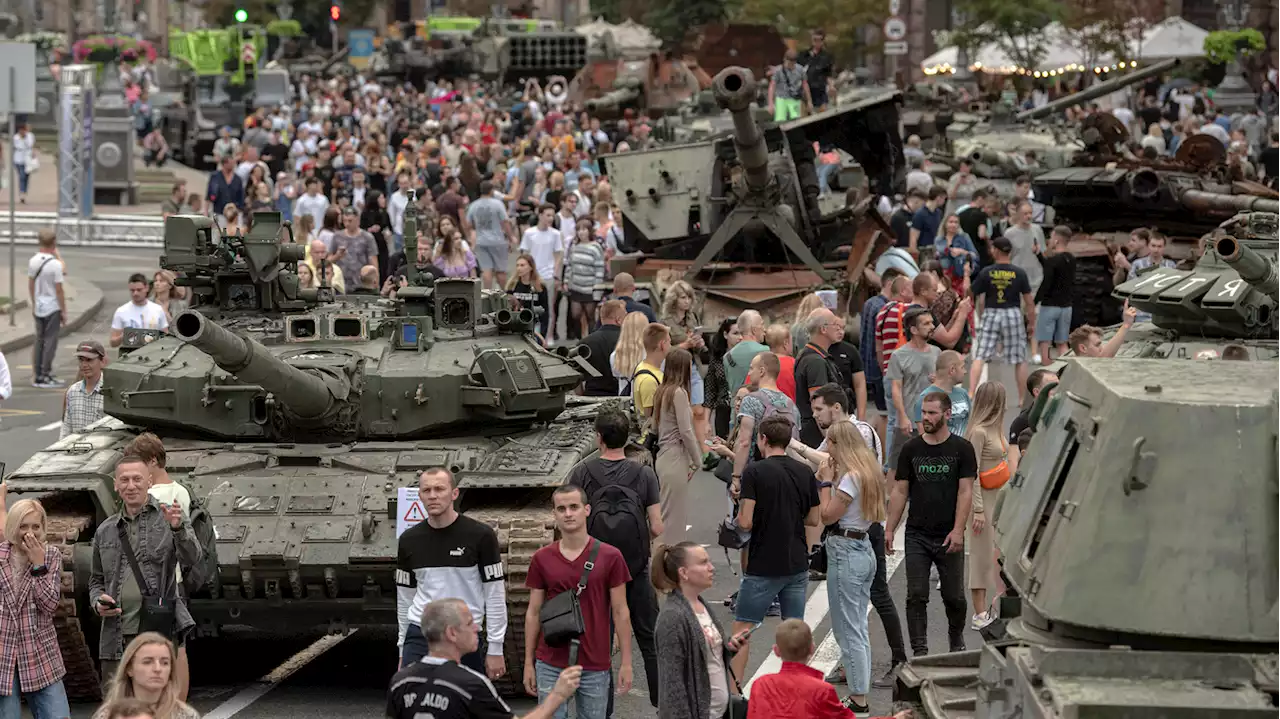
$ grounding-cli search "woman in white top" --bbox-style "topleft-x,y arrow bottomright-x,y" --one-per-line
817,421 -> 886,713
12,124 -> 35,204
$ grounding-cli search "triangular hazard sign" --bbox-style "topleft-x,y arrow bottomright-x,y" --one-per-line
403,502 -> 425,523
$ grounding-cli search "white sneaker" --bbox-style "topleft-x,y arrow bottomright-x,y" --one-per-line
1032,353 -> 1043,364
971,611 -> 995,630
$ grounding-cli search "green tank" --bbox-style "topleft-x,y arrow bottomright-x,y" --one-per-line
3,206 -> 602,700
895,213 -> 1279,716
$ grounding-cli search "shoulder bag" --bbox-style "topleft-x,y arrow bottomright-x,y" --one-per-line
979,434 -> 1011,490
118,521 -> 178,639
538,540 -> 601,647
724,659 -> 748,719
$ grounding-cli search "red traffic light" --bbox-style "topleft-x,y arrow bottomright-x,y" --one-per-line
329,4 -> 340,20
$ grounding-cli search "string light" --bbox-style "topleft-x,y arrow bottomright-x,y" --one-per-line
921,58 -> 1137,76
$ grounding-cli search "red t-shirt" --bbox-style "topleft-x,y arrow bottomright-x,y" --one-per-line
744,354 -> 797,402
527,538 -> 630,671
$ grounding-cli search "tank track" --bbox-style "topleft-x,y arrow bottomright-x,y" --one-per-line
46,512 -> 102,702
471,508 -> 555,696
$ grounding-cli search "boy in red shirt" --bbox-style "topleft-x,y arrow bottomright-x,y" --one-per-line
747,619 -> 913,719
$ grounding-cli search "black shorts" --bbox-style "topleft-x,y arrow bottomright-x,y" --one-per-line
868,377 -> 887,414
567,290 -> 595,304
810,85 -> 829,108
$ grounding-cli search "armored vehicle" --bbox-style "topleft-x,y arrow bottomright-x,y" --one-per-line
600,66 -> 903,324
3,207 -> 601,700
570,54 -> 709,119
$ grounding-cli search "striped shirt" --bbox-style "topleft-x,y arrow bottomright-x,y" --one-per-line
563,238 -> 606,296
874,301 -> 916,373
60,376 -> 104,439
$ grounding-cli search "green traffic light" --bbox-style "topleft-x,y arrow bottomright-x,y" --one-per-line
234,8 -> 248,22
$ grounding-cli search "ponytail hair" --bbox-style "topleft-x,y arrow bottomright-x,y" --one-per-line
651,541 -> 701,594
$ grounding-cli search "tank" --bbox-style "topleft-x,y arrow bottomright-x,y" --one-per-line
897,353 -> 1278,718
570,54 -> 709,118
599,66 -> 903,325
1015,58 -> 1181,123
2,207 -> 603,700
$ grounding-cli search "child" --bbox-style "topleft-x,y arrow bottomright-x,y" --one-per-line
911,350 -> 971,436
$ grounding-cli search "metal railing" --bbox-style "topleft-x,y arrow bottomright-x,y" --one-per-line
0,211 -> 165,247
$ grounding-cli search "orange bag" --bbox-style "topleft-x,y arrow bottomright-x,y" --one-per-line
978,436 -> 1011,490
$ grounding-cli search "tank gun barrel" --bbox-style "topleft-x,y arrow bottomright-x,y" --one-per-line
712,67 -> 770,193
1215,234 -> 1279,302
1183,190 -> 1280,215
173,311 -> 337,420
1016,58 -> 1179,122
585,86 -> 640,112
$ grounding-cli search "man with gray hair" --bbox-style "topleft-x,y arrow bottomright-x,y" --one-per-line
725,309 -> 768,393
794,308 -> 845,448
386,598 -> 581,719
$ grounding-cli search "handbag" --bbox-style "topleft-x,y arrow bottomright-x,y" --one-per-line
724,660 -> 748,719
118,522 -> 177,639
538,540 -> 601,647
25,156 -> 39,174
979,436 -> 1012,490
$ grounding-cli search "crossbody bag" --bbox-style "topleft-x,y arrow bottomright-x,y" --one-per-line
538,540 -> 601,647
118,521 -> 178,639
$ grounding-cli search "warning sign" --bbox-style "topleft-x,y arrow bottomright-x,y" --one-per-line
396,487 -> 427,537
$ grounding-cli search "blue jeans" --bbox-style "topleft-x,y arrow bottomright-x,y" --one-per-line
14,163 -> 27,194
392,232 -> 404,255
734,571 -> 808,623
0,669 -> 69,719
817,162 -> 840,194
536,660 -> 611,719
826,533 -> 876,695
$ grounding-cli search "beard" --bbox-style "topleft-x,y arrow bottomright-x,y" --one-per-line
922,418 -> 945,434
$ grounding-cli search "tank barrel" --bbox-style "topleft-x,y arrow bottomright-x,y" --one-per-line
1182,190 -> 1280,215
713,67 -> 770,193
1215,234 -> 1279,301
173,310 -> 337,419
1016,58 -> 1180,122
585,87 -> 640,112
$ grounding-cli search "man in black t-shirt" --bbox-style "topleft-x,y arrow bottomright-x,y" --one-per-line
386,598 -> 580,719
829,325 -> 867,421
798,30 -> 835,111
729,414 -> 821,680
886,391 -> 977,656
566,410 -> 662,710
890,192 -> 925,248
956,188 -> 995,268
1033,226 -> 1077,365
793,308 -> 845,447
968,236 -> 1035,405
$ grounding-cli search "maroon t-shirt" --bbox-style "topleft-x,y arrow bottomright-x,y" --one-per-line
527,538 -> 630,671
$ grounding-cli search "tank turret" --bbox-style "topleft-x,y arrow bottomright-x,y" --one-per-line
1015,58 -> 1180,122
583,82 -> 641,113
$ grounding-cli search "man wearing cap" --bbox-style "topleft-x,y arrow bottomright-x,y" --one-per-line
61,340 -> 107,439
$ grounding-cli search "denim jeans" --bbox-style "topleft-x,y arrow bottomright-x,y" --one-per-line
868,523 -> 908,664
734,571 -> 808,623
904,531 -> 967,656
15,164 -> 27,194
33,312 -> 61,381
0,669 -> 69,719
826,533 -> 876,695
536,660 -> 611,719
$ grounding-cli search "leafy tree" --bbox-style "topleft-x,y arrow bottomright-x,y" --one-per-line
952,0 -> 1063,72
200,0 -> 278,26
1060,0 -> 1162,70
736,0 -> 880,63
645,0 -> 733,51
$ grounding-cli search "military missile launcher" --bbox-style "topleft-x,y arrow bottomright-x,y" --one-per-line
3,207 -> 601,700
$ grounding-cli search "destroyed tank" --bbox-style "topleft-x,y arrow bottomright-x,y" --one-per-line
570,54 -> 709,119
2,207 -> 601,700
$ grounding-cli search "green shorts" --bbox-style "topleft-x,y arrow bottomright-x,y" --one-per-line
774,98 -> 803,121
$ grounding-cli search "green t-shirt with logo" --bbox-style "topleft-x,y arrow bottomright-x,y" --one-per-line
896,433 -> 978,536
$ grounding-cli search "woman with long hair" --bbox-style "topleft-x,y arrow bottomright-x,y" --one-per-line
563,221 -> 605,340
965,382 -> 1015,630
652,542 -> 746,719
816,422 -> 886,712
149,270 -> 188,324
317,207 -> 341,250
660,281 -> 709,447
433,228 -> 478,279
702,319 -> 742,439
297,262 -> 316,289
651,348 -> 701,545
610,311 -> 650,395
93,633 -> 198,719
920,259 -> 972,354
790,293 -> 826,350
0,499 -> 69,719
934,214 -> 979,295
295,213 -> 316,250
506,254 -> 549,340
247,182 -> 273,222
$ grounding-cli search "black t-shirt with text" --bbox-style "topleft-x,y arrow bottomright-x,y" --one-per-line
386,656 -> 513,719
971,263 -> 1031,310
896,433 -> 978,536
741,455 -> 820,576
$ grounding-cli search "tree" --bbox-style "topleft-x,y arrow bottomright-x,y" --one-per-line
736,0 -> 880,63
645,0 -> 733,51
952,0 -> 1063,73
1060,0 -> 1163,70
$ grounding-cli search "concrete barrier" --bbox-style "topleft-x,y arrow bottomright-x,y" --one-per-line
0,211 -> 165,247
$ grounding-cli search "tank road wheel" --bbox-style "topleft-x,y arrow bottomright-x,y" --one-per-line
473,510 -> 555,695
47,512 -> 102,701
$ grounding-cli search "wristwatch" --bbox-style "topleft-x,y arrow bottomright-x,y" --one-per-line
29,564 -> 49,578
818,481 -> 833,489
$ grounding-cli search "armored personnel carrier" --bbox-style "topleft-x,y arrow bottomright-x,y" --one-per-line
3,208 -> 601,700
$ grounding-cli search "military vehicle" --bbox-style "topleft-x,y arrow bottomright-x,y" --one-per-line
600,66 -> 903,324
899,212 -> 1278,714
2,206 -> 603,700
382,17 -> 587,84
569,53 -> 709,119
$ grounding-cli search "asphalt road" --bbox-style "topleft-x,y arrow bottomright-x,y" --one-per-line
1,245 -> 980,718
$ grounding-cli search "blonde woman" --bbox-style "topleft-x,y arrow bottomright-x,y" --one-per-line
660,281 -> 708,446
816,422 -> 886,714
610,311 -> 651,395
790,293 -> 826,350
93,633 -> 198,719
150,270 -> 188,324
965,381 -> 1016,630
0,499 -> 68,719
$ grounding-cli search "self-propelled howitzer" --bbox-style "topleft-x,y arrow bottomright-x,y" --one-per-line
2,208 -> 603,700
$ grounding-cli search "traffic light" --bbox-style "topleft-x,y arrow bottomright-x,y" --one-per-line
234,8 -> 248,22
329,4 -> 341,21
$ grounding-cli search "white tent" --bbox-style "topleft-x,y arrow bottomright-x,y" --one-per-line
921,42 -> 1020,75
575,18 -> 661,53
1132,16 -> 1208,61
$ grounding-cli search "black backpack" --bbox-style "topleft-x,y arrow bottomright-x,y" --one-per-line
182,497 -> 220,597
581,463 -> 651,578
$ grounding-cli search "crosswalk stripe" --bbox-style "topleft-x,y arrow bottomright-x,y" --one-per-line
39,420 -> 62,431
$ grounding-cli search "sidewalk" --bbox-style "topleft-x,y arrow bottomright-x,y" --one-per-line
0,150 -> 212,214
0,261 -> 106,355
